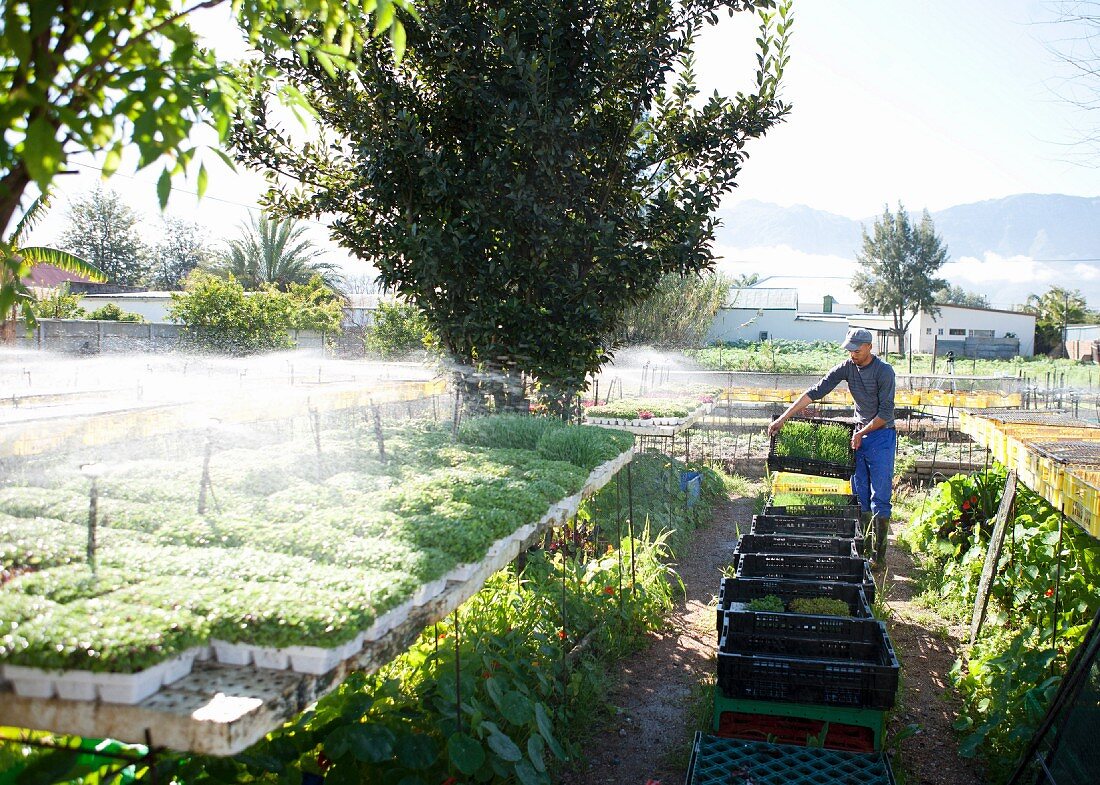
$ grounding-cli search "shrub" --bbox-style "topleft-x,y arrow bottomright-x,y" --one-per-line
87,303 -> 144,322
364,300 -> 435,358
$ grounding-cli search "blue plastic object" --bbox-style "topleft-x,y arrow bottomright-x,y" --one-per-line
680,471 -> 702,505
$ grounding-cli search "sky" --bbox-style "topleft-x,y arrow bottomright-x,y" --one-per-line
25,1 -> 1100,302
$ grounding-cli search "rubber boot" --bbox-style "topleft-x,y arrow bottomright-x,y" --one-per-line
859,511 -> 873,558
872,515 -> 890,564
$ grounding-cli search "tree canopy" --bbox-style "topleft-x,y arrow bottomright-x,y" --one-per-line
213,214 -> 340,292
934,283 -> 989,309
852,204 -> 949,357
1025,286 -> 1090,355
59,187 -> 149,286
234,0 -> 792,407
0,0 -> 412,318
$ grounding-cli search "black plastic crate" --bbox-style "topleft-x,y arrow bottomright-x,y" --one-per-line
721,622 -> 882,660
717,622 -> 900,710
763,503 -> 862,520
735,533 -> 859,559
734,556 -> 876,606
685,733 -> 897,785
768,417 -> 858,480
751,514 -> 861,540
716,577 -> 873,635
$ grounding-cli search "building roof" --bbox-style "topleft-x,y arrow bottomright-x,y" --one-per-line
723,288 -> 798,310
25,263 -> 98,287
932,303 -> 1036,319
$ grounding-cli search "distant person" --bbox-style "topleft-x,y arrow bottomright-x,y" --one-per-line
767,327 -> 896,562
945,350 -> 956,375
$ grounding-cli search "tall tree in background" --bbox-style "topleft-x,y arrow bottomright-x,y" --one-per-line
852,204 -> 949,357
213,214 -> 341,292
58,187 -> 149,286
234,0 -> 792,410
614,273 -> 730,348
731,273 -> 762,288
149,216 -> 210,290
0,0 -> 411,318
1025,286 -> 1088,355
934,283 -> 990,309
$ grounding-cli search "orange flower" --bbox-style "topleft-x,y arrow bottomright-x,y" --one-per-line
557,629 -> 566,640
604,586 -> 615,595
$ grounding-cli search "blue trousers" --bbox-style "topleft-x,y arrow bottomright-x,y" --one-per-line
852,428 -> 896,519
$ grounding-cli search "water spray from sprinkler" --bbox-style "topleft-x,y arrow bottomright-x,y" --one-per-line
80,463 -> 105,575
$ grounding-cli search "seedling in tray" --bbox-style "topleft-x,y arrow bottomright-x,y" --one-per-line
768,417 -> 857,479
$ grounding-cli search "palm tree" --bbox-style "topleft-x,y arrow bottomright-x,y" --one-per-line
1,193 -> 105,342
214,214 -> 342,292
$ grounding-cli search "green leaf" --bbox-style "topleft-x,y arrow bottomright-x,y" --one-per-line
481,722 -> 522,763
533,703 -> 565,759
527,734 -> 546,773
23,117 -> 64,188
390,21 -> 407,63
15,750 -> 82,785
447,733 -> 485,775
514,759 -> 544,785
499,690 -> 532,726
156,168 -> 172,209
103,144 -> 123,177
324,724 -> 394,763
393,732 -> 437,770
197,162 -> 209,198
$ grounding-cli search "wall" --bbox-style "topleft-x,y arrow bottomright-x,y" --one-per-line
78,294 -> 174,323
910,306 -> 1035,356
15,320 -> 326,354
706,309 -> 849,344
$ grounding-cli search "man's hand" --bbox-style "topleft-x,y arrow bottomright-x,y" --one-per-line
851,432 -> 863,451
767,418 -> 785,438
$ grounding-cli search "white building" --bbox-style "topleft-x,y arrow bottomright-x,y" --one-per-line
706,288 -> 851,344
708,289 -> 1037,357
849,305 -> 1036,357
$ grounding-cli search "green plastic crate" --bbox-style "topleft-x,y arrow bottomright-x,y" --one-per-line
684,732 -> 896,785
712,691 -> 886,751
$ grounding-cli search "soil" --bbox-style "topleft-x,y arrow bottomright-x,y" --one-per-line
557,496 -> 987,785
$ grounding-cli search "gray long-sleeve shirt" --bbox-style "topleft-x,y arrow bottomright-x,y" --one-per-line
806,356 -> 896,428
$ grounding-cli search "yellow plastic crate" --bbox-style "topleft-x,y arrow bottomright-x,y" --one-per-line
1064,469 -> 1100,537
770,471 -> 852,495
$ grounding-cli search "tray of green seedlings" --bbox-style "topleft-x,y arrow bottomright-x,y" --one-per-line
583,395 -> 711,426
768,417 -> 857,479
764,491 -> 862,520
715,577 -> 873,635
0,414 -> 634,701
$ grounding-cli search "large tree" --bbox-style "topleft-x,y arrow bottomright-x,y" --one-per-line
234,0 -> 792,409
149,216 -> 210,290
58,187 -> 149,286
213,214 -> 341,292
0,0 -> 411,317
1025,286 -> 1089,356
852,204 -> 949,357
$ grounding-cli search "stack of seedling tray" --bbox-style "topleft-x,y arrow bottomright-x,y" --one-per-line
703,488 -> 899,770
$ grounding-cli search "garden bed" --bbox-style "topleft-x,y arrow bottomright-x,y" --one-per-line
0,415 -> 633,718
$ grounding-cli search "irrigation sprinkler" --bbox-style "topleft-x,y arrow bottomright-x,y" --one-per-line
197,418 -> 221,515
80,463 -> 106,575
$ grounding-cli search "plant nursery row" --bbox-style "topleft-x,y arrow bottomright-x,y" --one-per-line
0,415 -> 634,701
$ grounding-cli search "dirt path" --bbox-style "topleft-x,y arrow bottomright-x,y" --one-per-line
879,521 -> 986,785
558,496 -> 753,785
557,497 -> 989,785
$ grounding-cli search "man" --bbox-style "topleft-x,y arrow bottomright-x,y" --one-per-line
767,327 -> 896,562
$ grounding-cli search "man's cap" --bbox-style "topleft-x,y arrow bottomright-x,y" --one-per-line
842,327 -> 873,352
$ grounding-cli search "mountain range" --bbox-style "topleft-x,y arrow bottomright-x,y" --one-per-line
714,193 -> 1100,260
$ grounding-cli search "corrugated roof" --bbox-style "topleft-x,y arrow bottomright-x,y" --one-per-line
723,288 -> 798,310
